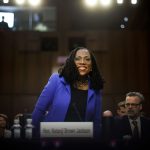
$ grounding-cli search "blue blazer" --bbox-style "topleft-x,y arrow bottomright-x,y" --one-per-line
32,73 -> 102,137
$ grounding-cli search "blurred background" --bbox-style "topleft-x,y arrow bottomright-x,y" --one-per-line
0,0 -> 150,122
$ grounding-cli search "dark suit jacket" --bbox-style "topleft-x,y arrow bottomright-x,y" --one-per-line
114,115 -> 150,142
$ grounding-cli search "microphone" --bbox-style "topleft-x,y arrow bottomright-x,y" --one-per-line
72,102 -> 82,121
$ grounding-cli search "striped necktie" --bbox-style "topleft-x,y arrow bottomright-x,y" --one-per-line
132,120 -> 139,140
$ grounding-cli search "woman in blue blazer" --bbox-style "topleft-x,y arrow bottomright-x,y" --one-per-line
32,47 -> 104,138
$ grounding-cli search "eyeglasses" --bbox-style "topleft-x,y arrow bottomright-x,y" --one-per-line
125,103 -> 140,107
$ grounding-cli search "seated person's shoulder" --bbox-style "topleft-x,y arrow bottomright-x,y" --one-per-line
141,116 -> 150,124
114,115 -> 127,121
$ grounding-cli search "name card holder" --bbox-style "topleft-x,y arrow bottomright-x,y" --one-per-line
40,122 -> 93,138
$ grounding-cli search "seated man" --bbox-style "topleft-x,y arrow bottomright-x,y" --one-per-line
114,92 -> 150,145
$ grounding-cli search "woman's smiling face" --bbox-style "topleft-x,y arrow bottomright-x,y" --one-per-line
74,48 -> 92,76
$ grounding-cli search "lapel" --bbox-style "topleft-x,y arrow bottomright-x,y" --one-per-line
52,77 -> 71,121
140,116 -> 149,138
88,88 -> 95,102
60,76 -> 71,94
85,88 -> 95,121
122,116 -> 133,135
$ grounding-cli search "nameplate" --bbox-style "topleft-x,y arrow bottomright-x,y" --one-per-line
40,122 -> 93,138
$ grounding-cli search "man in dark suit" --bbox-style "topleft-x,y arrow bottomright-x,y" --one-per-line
0,16 -> 9,31
114,92 -> 150,148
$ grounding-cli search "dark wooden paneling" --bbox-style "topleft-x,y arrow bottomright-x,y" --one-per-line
0,31 -> 150,122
